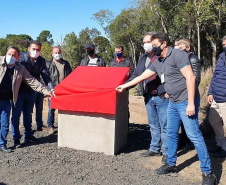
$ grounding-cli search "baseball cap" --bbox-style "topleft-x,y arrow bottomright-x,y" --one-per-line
85,43 -> 95,49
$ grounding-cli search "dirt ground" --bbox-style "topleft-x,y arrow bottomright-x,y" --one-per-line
0,95 -> 225,185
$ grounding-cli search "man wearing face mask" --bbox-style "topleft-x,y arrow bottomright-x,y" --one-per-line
109,45 -> 134,75
0,46 -> 53,152
80,43 -> 106,67
116,32 -> 216,185
11,41 -> 54,146
46,46 -> 72,134
127,32 -> 169,164
207,35 -> 226,158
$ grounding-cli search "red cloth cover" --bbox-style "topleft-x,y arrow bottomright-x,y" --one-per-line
51,66 -> 130,115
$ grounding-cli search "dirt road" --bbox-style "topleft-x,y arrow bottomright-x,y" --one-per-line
0,95 -> 225,185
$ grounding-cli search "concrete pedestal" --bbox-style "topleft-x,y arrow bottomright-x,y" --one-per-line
58,91 -> 128,155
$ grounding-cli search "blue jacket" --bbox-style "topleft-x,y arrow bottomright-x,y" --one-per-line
127,53 -> 161,96
208,52 -> 226,102
19,52 -> 54,93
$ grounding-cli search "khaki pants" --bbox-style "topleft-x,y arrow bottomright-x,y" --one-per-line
208,99 -> 226,150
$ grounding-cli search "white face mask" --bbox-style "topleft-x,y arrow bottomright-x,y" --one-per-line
6,55 -> 16,66
30,50 -> 40,58
174,46 -> 179,49
143,43 -> 153,53
54,53 -> 61,60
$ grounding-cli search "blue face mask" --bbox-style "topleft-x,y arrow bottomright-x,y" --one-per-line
6,55 -> 16,66
115,52 -> 123,58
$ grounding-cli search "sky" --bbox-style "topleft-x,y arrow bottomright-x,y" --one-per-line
0,0 -> 131,45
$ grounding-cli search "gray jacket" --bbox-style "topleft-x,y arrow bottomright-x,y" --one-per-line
0,56 -> 50,105
109,57 -> 134,75
46,59 -> 72,87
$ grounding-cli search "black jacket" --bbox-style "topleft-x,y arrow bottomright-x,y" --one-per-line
127,53 -> 161,96
80,55 -> 106,67
19,52 -> 54,93
109,57 -> 134,75
46,59 -> 72,87
189,53 -> 201,98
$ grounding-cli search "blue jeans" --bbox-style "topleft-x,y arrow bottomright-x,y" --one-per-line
35,92 -> 44,128
47,98 -> 55,128
167,100 -> 212,174
0,100 -> 11,147
145,95 -> 169,155
11,92 -> 36,139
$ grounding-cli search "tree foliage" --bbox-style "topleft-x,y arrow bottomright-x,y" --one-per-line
37,30 -> 54,45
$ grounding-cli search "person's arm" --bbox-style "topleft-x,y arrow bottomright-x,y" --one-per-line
21,66 -> 53,97
116,69 -> 156,92
40,60 -> 54,90
180,65 -> 196,116
129,59 -> 135,75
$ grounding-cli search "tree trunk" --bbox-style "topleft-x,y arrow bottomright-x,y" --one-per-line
196,21 -> 201,59
210,40 -> 217,70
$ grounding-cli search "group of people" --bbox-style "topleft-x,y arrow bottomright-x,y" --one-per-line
0,31 -> 225,185
116,32 -> 226,185
0,41 -> 72,153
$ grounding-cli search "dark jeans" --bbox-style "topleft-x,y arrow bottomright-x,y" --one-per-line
11,92 -> 36,139
35,92 -> 44,128
0,100 -> 11,147
47,98 -> 55,128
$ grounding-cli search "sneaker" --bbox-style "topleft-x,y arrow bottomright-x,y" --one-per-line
13,139 -> 22,148
37,126 -> 47,131
155,164 -> 177,175
208,145 -> 222,153
213,148 -> 226,158
162,155 -> 167,164
48,127 -> 54,135
0,146 -> 12,153
140,150 -> 161,157
202,173 -> 217,185
24,136 -> 39,143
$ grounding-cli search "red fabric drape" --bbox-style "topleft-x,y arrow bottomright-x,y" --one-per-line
51,66 -> 130,115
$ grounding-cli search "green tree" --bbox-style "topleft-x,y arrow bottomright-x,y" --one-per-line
0,38 -> 9,56
37,30 -> 54,45
93,36 -> 113,65
40,42 -> 52,61
61,32 -> 83,69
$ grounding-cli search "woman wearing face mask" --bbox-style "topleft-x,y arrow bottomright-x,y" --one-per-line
80,43 -> 106,67
0,46 -> 53,152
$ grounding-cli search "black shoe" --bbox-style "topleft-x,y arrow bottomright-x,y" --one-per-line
140,150 -> 161,157
155,164 -> 177,175
213,148 -> 226,158
0,146 -> 12,153
13,139 -> 22,148
202,173 -> 217,185
24,136 -> 39,143
162,155 -> 167,164
208,145 -> 222,153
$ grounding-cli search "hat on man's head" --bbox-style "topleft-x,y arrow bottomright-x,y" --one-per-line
85,43 -> 95,49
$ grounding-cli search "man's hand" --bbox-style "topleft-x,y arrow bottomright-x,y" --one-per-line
165,93 -> 170,99
208,95 -> 213,104
51,89 -> 56,97
116,85 -> 126,93
186,103 -> 195,117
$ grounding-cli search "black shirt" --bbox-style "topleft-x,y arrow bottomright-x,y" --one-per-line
0,65 -> 14,100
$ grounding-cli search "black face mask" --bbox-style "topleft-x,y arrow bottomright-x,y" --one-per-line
152,45 -> 163,56
87,50 -> 94,56
223,46 -> 226,54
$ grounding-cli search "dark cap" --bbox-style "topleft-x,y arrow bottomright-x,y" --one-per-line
85,43 -> 95,49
